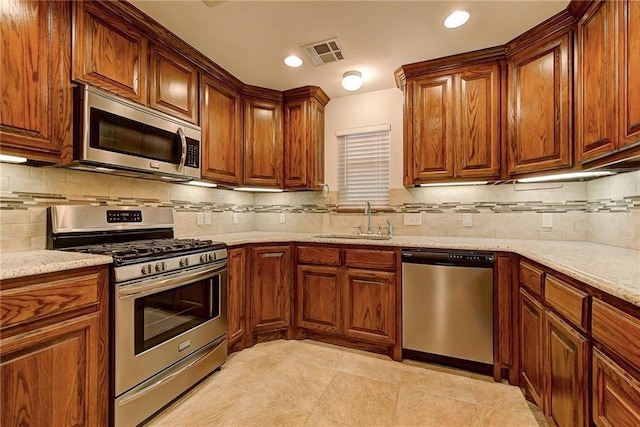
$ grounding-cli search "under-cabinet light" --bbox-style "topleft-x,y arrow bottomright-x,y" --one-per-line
517,171 -> 614,183
0,154 -> 28,163
420,181 -> 488,187
187,180 -> 218,188
234,187 -> 284,193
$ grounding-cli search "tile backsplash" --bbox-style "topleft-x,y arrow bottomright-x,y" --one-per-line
1,164 -> 638,252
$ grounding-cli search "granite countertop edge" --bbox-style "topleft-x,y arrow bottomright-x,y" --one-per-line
0,251 -> 113,281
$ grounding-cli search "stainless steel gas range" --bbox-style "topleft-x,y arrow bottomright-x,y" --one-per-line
48,205 -> 227,427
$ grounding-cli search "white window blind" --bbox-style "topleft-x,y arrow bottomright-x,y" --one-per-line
337,126 -> 390,207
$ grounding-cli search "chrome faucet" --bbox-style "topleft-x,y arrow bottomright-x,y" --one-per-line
386,219 -> 393,237
364,201 -> 373,235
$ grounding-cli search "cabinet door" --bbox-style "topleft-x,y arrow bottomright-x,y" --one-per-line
0,0 -> 72,162
407,75 -> 455,182
296,265 -> 341,334
508,33 -> 572,175
149,46 -> 198,124
519,288 -> 545,408
310,99 -> 326,190
575,0 -> 617,162
227,247 -> 246,346
342,269 -> 395,345
545,311 -> 589,427
454,63 -> 501,179
283,99 -> 309,188
201,75 -> 243,185
244,98 -> 283,187
73,1 -> 148,104
619,0 -> 640,149
249,246 -> 291,334
593,348 -> 640,427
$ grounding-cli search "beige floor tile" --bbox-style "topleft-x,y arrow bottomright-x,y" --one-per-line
212,355 -> 281,391
471,377 -> 530,411
305,412 -> 353,427
477,405 -> 540,427
402,358 -> 473,378
337,351 -> 405,384
400,365 -> 475,403
148,383 -> 247,426
289,340 -> 348,369
393,388 -> 481,426
313,371 -> 398,426
250,358 -> 337,411
214,393 -> 312,427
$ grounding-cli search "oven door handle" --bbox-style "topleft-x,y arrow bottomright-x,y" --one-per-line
118,263 -> 225,298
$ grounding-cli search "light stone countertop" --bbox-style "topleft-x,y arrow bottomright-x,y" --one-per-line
200,231 -> 640,307
0,250 -> 113,281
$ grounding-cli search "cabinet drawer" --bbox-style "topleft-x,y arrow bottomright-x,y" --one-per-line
519,261 -> 544,296
544,275 -> 589,330
1,270 -> 100,329
297,246 -> 341,266
344,249 -> 395,270
592,299 -> 640,369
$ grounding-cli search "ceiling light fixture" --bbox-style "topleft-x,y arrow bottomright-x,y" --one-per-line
341,70 -> 363,91
283,55 -> 303,68
420,181 -> 488,187
444,10 -> 470,29
516,171 -> 615,183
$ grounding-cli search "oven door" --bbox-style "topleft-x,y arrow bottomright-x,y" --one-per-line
114,261 -> 227,396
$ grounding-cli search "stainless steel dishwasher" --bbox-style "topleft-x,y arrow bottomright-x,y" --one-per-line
402,249 -> 494,372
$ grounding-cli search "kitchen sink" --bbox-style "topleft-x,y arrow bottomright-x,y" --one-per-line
314,234 -> 392,240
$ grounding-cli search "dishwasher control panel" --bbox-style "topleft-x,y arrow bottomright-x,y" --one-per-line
402,250 -> 494,267
448,253 -> 494,262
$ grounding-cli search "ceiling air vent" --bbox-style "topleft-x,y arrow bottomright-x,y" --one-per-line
302,38 -> 345,67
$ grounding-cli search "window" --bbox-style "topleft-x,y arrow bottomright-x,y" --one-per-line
337,124 -> 390,207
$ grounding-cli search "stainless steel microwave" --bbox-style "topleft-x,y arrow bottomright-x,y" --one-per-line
72,85 -> 201,181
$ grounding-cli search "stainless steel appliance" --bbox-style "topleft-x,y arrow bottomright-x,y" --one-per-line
402,249 -> 494,373
49,206 -> 227,427
72,84 -> 201,181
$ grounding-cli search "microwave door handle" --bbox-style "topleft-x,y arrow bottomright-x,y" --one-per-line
177,127 -> 187,172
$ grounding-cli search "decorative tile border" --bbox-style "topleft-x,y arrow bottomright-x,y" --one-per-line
1,191 -> 639,214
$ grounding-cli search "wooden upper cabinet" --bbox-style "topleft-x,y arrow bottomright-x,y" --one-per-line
72,1 -> 148,104
507,32 -> 572,176
398,47 -> 504,185
243,96 -> 283,187
618,0 -> 640,150
201,75 -> 243,185
283,86 -> 330,190
454,63 -> 502,179
0,0 -> 72,163
408,74 -> 455,182
575,0 -> 617,163
149,46 -> 198,124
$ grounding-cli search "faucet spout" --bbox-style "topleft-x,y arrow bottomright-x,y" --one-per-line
364,201 -> 372,234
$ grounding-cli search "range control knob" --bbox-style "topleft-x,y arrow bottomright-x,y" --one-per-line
209,253 -> 216,261
141,264 -> 152,275
179,257 -> 189,267
200,254 -> 208,263
155,262 -> 165,272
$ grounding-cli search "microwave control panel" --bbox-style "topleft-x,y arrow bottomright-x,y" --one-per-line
185,139 -> 199,168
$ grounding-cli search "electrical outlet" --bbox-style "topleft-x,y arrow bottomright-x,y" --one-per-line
403,213 -> 422,226
462,213 -> 472,227
196,212 -> 204,226
204,212 -> 212,225
279,212 -> 286,224
232,212 -> 238,224
542,213 -> 553,228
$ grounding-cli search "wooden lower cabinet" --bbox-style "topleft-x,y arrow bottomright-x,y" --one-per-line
227,247 -> 246,347
248,245 -> 292,342
0,266 -> 108,427
342,269 -> 395,345
519,288 -> 545,408
592,348 -> 640,427
296,265 -> 341,334
544,311 -> 589,427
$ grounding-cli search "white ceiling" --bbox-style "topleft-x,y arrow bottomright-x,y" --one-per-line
131,0 -> 569,99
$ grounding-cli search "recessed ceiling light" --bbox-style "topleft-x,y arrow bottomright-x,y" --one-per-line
283,55 -> 303,68
444,10 -> 470,29
341,70 -> 363,91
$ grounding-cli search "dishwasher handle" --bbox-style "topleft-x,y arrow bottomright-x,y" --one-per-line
402,250 -> 494,267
